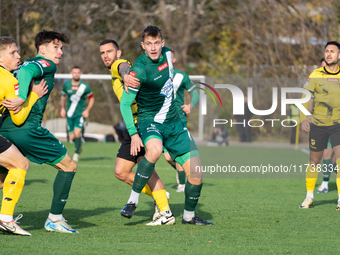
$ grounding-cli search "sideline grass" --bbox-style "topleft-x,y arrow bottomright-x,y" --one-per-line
1,142 -> 340,254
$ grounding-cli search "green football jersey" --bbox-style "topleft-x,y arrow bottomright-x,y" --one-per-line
1,55 -> 56,130
130,47 -> 180,125
173,68 -> 197,123
61,80 -> 93,118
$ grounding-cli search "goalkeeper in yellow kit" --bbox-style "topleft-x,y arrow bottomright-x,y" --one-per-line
300,41 -> 340,210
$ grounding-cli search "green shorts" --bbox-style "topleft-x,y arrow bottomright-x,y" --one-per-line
139,121 -> 198,163
0,127 -> 67,165
67,115 -> 85,133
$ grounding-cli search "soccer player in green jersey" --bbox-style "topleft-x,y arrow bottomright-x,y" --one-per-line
0,30 -> 79,233
120,25 -> 213,225
60,66 -> 94,162
99,39 -> 171,223
299,41 -> 340,210
163,47 -> 199,193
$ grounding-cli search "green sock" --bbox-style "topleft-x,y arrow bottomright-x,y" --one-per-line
74,137 -> 82,154
50,171 -> 76,214
132,157 -> 155,193
177,170 -> 186,185
323,159 -> 332,182
184,181 -> 202,211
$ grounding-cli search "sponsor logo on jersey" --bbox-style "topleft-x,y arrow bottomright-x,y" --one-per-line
158,62 -> 168,72
154,75 -> 162,81
327,78 -> 339,82
71,86 -> 79,90
38,59 -> 51,67
129,71 -> 136,77
160,78 -> 173,98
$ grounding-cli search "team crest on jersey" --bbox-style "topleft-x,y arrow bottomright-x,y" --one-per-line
129,71 -> 136,77
14,83 -> 19,96
158,62 -> 168,72
38,59 -> 51,67
327,78 -> 339,82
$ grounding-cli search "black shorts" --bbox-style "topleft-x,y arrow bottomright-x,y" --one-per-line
309,123 -> 340,152
0,134 -> 12,154
116,133 -> 145,163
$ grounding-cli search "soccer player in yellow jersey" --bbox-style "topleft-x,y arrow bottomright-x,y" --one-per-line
99,39 -> 172,224
0,36 -> 47,235
300,41 -> 340,210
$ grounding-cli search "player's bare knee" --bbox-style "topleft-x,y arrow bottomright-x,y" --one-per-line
17,157 -> 29,171
114,167 -> 128,182
187,176 -> 202,185
145,147 -> 162,162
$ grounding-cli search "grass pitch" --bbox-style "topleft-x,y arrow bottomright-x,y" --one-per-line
1,142 -> 340,254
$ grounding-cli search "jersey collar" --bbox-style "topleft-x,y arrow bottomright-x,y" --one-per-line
323,66 -> 340,75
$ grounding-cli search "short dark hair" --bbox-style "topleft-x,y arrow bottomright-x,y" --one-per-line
325,41 -> 340,50
72,66 -> 81,71
0,37 -> 17,51
35,30 -> 69,52
99,39 -> 119,50
141,25 -> 163,42
320,57 -> 326,64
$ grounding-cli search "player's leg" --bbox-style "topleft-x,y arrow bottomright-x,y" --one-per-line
72,116 -> 85,162
115,134 -> 153,197
44,153 -> 78,233
72,127 -> 82,162
300,124 -> 327,208
329,125 -> 340,210
164,151 -> 185,192
317,143 -> 333,193
167,122 -> 213,225
0,140 -> 31,236
121,138 -> 163,217
6,127 -> 79,233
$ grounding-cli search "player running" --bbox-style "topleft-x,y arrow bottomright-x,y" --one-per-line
99,39 -> 171,223
300,41 -> 340,210
0,30 -> 79,233
120,25 -> 213,225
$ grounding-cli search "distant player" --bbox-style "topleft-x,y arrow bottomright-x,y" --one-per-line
310,58 -> 337,193
300,41 -> 340,210
0,30 -> 79,233
0,36 -> 47,236
99,39 -> 171,223
163,47 -> 199,193
120,25 -> 213,225
60,66 -> 94,162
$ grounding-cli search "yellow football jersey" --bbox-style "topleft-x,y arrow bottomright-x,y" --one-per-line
0,66 -> 39,126
303,66 -> 340,126
110,59 -> 138,123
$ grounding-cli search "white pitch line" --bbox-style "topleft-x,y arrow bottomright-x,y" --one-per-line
300,148 -> 309,155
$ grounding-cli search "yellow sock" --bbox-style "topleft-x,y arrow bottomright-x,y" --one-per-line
141,183 -> 153,197
0,168 -> 26,216
306,163 -> 318,193
152,189 -> 170,212
336,159 -> 340,195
